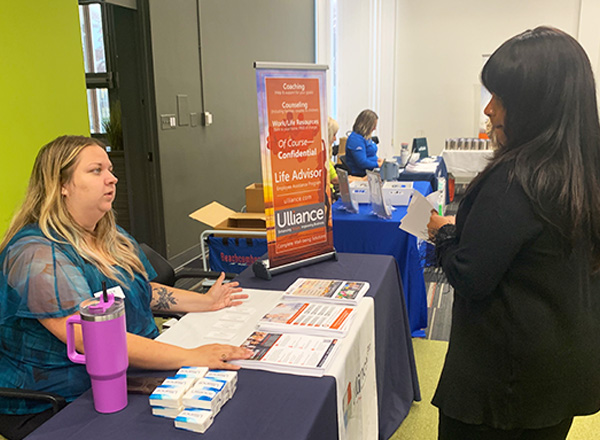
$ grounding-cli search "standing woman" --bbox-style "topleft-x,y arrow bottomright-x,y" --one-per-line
345,109 -> 384,176
428,27 -> 600,439
0,136 -> 251,440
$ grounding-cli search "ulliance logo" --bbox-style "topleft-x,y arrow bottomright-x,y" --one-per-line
275,203 -> 326,237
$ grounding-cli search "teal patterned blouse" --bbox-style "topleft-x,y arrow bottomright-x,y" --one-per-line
0,224 -> 158,415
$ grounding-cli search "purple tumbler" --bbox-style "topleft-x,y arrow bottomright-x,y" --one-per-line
66,293 -> 128,413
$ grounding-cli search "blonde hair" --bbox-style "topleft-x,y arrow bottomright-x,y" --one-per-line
352,109 -> 378,138
0,135 -> 146,281
327,117 -> 339,146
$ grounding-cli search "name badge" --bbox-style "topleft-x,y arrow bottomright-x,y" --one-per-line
93,285 -> 126,299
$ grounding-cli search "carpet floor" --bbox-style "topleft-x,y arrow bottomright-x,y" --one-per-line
390,339 -> 600,439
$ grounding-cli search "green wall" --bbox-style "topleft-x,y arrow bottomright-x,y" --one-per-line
0,1 -> 89,235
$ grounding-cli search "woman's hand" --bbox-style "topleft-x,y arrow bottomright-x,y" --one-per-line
186,343 -> 253,370
204,272 -> 248,311
377,158 -> 384,167
427,211 -> 455,240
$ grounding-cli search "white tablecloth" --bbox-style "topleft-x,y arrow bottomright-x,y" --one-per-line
441,150 -> 493,182
157,289 -> 378,440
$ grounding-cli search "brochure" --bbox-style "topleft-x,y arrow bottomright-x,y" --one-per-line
232,331 -> 339,377
337,168 -> 359,213
366,170 -> 392,219
257,301 -> 355,337
284,278 -> 370,305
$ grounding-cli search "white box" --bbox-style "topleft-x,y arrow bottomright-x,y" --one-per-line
349,181 -> 370,204
383,181 -> 413,206
182,388 -> 222,412
176,366 -> 208,379
174,408 -> 213,433
152,405 -> 184,419
149,385 -> 186,408
205,370 -> 237,398
160,375 -> 197,392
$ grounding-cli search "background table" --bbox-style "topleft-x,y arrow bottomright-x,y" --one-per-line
332,181 -> 431,335
27,253 -> 420,440
441,149 -> 493,183
398,156 -> 448,203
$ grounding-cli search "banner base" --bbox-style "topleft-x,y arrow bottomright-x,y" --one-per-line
252,250 -> 338,280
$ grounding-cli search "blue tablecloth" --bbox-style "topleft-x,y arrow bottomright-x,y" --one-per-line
27,253 -> 420,440
332,181 -> 432,335
397,156 -> 449,204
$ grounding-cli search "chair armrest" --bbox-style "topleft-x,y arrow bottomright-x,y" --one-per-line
175,268 -> 237,280
0,387 -> 67,414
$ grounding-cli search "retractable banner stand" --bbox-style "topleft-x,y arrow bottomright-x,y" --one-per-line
253,62 -> 336,279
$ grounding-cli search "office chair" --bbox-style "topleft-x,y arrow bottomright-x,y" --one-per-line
0,389 -> 66,415
335,154 -> 351,174
140,243 -> 238,320
0,387 -> 67,439
139,243 -> 236,288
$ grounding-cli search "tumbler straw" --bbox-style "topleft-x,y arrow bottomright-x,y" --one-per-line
102,281 -> 108,303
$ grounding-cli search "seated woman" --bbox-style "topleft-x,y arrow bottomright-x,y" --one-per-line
0,135 -> 252,440
327,117 -> 340,189
345,109 -> 384,176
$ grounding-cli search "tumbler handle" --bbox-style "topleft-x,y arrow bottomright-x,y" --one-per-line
66,315 -> 86,364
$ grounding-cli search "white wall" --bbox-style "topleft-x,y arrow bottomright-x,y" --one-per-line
393,0 -> 582,155
578,0 -> 600,77
316,0 -> 398,158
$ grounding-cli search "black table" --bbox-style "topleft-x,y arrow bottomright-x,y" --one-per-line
27,253 -> 419,440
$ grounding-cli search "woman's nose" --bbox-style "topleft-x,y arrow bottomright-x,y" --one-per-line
107,170 -> 118,184
484,100 -> 493,117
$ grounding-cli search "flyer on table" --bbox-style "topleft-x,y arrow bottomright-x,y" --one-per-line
255,64 -> 334,268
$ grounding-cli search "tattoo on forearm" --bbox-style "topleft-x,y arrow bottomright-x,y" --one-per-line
153,286 -> 177,310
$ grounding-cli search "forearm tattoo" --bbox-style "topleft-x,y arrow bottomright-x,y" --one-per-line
153,286 -> 178,310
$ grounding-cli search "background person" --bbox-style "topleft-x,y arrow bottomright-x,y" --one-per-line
344,109 -> 384,176
327,116 -> 340,187
0,135 -> 252,440
427,27 -> 600,440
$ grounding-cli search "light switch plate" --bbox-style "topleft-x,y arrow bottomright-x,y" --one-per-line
160,114 -> 176,130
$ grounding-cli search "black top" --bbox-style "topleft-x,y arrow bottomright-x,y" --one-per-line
432,162 -> 600,429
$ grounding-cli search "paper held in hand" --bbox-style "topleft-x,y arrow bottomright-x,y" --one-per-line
399,190 -> 443,242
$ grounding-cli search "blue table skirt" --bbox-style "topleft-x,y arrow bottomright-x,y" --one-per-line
332,181 -> 432,334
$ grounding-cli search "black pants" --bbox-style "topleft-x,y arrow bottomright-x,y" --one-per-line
439,412 -> 574,440
0,408 -> 56,440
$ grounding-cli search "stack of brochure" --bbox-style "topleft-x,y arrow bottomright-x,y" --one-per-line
232,278 -> 370,376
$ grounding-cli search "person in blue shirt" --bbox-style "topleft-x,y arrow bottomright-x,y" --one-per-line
345,109 -> 384,176
0,135 -> 252,440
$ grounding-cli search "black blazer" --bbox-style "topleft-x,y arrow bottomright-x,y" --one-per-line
433,162 -> 600,429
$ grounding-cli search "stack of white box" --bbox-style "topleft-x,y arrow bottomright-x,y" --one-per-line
148,367 -> 238,434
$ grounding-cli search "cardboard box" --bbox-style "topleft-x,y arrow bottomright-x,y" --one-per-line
245,183 -> 265,213
189,201 -> 266,232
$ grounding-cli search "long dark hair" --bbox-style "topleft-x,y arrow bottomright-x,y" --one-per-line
475,26 -> 600,269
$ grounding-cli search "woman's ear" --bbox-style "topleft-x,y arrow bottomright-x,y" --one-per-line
61,185 -> 68,197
